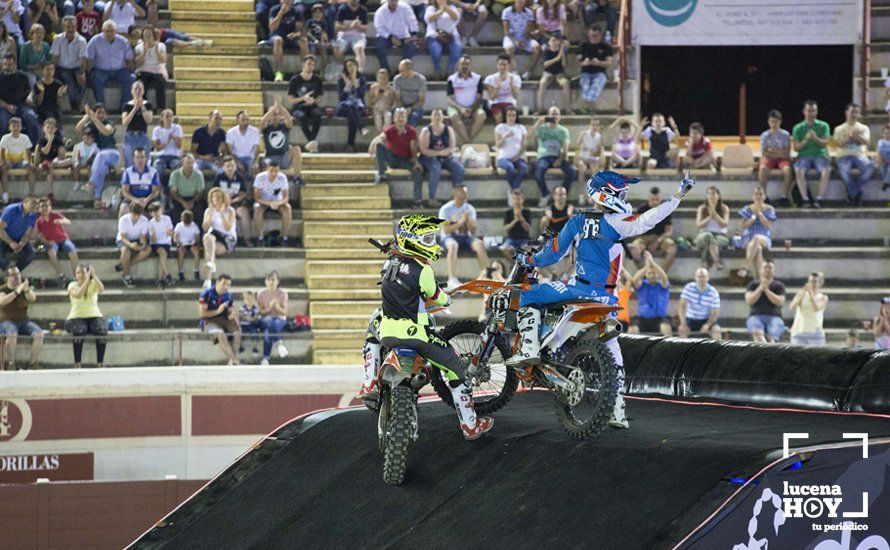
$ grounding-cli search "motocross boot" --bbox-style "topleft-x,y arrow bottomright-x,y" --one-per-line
450,380 -> 494,440
609,393 -> 629,429
505,307 -> 541,367
357,340 -> 382,399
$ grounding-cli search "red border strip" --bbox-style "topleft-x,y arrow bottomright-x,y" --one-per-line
625,395 -> 890,420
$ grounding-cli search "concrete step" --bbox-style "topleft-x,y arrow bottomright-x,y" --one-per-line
301,183 -> 389,199
301,209 -> 392,221
171,32 -> 257,47
303,154 -> 375,169
172,21 -> 256,34
173,67 -> 259,82
312,349 -> 362,365
307,274 -> 380,290
301,197 -> 391,210
174,55 -> 259,69
173,103 -> 263,117
305,260 -> 381,276
309,300 -> 379,317
175,90 -> 263,103
310,314 -> 371,330
302,222 -> 393,237
303,235 -> 392,248
304,248 -> 386,260
309,289 -> 380,301
169,0 -> 253,10
302,170 -> 376,184
169,10 -> 254,21
175,80 -> 262,92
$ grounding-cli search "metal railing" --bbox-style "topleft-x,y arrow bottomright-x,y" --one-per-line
861,0 -> 872,111
617,0 -> 631,114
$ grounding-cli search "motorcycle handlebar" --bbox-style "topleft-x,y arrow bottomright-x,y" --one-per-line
514,228 -> 555,259
369,238 -> 392,253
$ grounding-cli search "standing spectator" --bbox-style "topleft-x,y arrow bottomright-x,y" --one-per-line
372,0 -> 419,74
424,0 -> 461,80
286,55 -> 322,152
368,68 -> 396,134
628,186 -> 677,272
369,107 -> 423,200
35,197 -> 78,286
876,123 -> 890,193
833,102 -> 874,207
455,0 -> 485,47
577,26 -> 611,113
502,188 -> 530,258
873,297 -> 890,350
609,115 -> 641,168
86,20 -> 134,112
51,16 -> 87,112
0,266 -> 42,369
120,79 -> 152,167
494,105 -> 528,195
678,267 -> 721,340
201,188 -> 236,288
393,58 -> 426,128
1,116 -> 35,199
169,152 -> 206,225
0,195 -> 37,271
213,155 -> 251,243
0,53 -> 40,142
641,113 -> 679,170
335,57 -> 366,152
758,109 -> 793,206
792,100 -> 831,208
134,26 -> 166,109
31,54 -> 65,125
192,110 -> 226,173
76,103 -> 117,208
745,259 -> 786,343
225,110 -> 261,177
536,35 -> 569,114
0,2 -> 23,46
629,251 -> 671,336
151,108 -> 182,189
683,122 -> 714,170
18,24 -> 51,86
536,0 -> 567,41
446,54 -> 484,143
333,0 -> 368,73
252,160 -> 292,246
75,0 -> 101,40
581,0 -> 616,41
261,95 -> 302,178
419,108 -> 462,207
574,116 -> 602,203
173,208 -> 200,281
693,185 -> 729,270
789,271 -> 828,346
258,270 -> 289,365
118,146 -> 159,216
483,53 -> 520,123
198,273 -> 241,365
147,201 -> 173,287
65,264 -> 106,368
501,0 -> 539,79
268,0 -> 303,82
736,185 -> 776,277
438,184 -> 487,288
34,117 -> 70,198
115,201 -> 150,287
531,106 -> 576,206
0,22 -> 18,63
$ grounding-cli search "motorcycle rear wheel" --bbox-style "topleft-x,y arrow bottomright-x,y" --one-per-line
553,340 -> 618,440
382,385 -> 415,485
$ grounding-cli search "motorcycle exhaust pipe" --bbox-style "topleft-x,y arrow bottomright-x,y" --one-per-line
602,319 -> 623,341
411,371 -> 429,390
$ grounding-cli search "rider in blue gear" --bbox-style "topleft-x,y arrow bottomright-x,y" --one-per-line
505,170 -> 696,428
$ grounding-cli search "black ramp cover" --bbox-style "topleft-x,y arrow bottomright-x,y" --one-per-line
137,392 -> 890,550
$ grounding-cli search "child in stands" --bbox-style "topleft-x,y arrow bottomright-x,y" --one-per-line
683,122 -> 715,170
574,117 -> 602,203
536,35 -> 570,114
36,197 -> 79,288
147,202 -> 175,288
239,290 -> 262,355
609,115 -> 641,168
173,208 -> 202,282
641,113 -> 679,170
72,132 -> 98,188
368,68 -> 396,134
34,118 -> 71,201
1,117 -> 36,202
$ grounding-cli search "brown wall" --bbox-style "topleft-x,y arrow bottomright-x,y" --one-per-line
0,479 -> 206,549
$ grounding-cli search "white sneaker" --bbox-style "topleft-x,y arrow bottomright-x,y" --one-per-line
1,192 -> 8,204
507,190 -> 515,207
260,358 -> 270,366
205,260 -> 216,273
202,278 -> 212,290
306,140 -> 319,153
202,39 -> 214,47
468,37 -> 479,47
447,276 -> 462,290
461,36 -> 468,46
360,127 -> 370,136
276,340 -> 289,358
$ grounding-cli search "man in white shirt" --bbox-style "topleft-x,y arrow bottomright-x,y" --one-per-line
118,147 -> 160,217
51,16 -> 89,112
373,0 -> 419,73
447,55 -> 485,143
115,202 -> 151,288
226,110 -> 261,178
252,160 -> 292,247
678,268 -> 722,340
437,184 -> 487,288
501,0 -> 539,79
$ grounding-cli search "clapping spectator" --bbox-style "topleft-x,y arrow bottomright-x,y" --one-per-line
115,201 -> 150,288
439,184 -> 487,288
641,113 -> 679,170
536,35 -> 569,114
258,270 -> 289,365
446,55 -> 484,143
261,96 -> 302,178
212,156 -> 251,243
335,57 -> 367,151
789,271 -> 828,346
151,108 -> 183,188
628,186 -> 677,271
0,195 -> 37,271
501,0 -> 539,79
792,100 -> 831,208
574,116 -> 602,203
192,110 -> 226,173
36,196 -> 77,286
745,259 -> 786,343
682,122 -> 714,170
28,0 -> 58,40
252,160 -> 292,246
629,251 -> 671,336
372,0 -> 419,74
873,297 -> 890,350
65,264 -> 107,369
758,109 -> 793,206
502,188 -> 530,258
609,115 -> 641,168
736,185 -> 776,277
104,0 -> 150,33
678,267 -> 721,340
833,103 -> 874,207
577,26 -> 611,113
877,123 -> 890,193
693,185 -> 729,270
34,117 -> 71,197
201,187 -> 237,288
169,153 -> 206,224
333,0 -> 368,73
31,60 -> 65,125
173,208 -> 200,281
0,266 -> 42,370
286,55 -> 322,152
226,110 -> 261,177
75,0 -> 101,40
483,53 -> 520,123
419,108 -> 463,207
1,116 -> 35,198
1,3 -> 23,45
368,68 -> 396,134
86,20 -> 134,112
121,79 -> 153,167
18,24 -> 51,86
369,107 -> 423,199
393,58 -> 426,128
269,0 -> 302,82
0,53 -> 40,142
119,146 -> 159,217
531,106 -> 576,206
134,26 -> 167,109
455,0 -> 485,47
494,105 -> 528,195
198,273 -> 241,365
424,0 -> 461,80
75,103 -> 117,208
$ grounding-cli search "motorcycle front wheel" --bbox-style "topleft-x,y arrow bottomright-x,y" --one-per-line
382,385 -> 415,485
553,339 -> 618,440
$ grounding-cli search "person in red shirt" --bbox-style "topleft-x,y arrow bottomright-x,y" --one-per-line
36,198 -> 80,288
76,0 -> 102,40
683,122 -> 715,170
369,107 -> 425,205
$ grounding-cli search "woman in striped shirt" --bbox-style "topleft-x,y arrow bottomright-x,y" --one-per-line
735,185 -> 777,277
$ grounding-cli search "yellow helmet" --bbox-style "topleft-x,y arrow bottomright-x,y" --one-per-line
394,214 -> 446,262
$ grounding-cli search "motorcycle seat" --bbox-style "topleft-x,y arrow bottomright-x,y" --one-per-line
542,300 -> 599,310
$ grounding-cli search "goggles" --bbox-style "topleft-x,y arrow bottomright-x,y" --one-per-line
398,227 -> 438,246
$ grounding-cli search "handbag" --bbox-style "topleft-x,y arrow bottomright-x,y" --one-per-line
436,29 -> 454,46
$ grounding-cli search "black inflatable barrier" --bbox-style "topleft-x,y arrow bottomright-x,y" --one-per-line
618,335 -> 890,413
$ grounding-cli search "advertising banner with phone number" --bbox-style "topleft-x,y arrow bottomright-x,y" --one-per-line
633,0 -> 861,46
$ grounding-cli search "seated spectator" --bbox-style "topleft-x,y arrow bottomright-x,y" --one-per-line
609,115 -> 641,168
76,103 -> 117,208
261,96 -> 303,182
744,259 -> 786,343
369,107 -> 423,195
147,201 -> 173,287
578,26 -> 611,113
252,160 -> 292,246
213,156 -> 252,243
488,0 -> 511,16
368,68 -> 396,134
0,22 -> 18,63
18,24 -> 51,86
372,0 -> 419,74
419,108 -> 463,207
121,79 -> 153,167
199,273 -> 241,365
238,290 -> 261,356
255,0 -> 275,40
628,186 -> 677,272
531,106 -> 576,206
258,270 -> 290,365
393,58 -> 426,128
446,55 -> 485,143
31,63 -> 64,126
846,328 -> 860,348
201,188 -> 237,288
789,271 -> 828,346
1,116 -> 35,199
0,195 -> 37,271
86,20 -> 134,112
502,188 -> 530,258
536,0 -> 567,41
693,185 -> 729,270
105,0 -> 148,32
574,116 -> 602,203
629,251 -> 671,336
173,208 -> 201,281
0,266 -> 42,370
269,0 -> 303,82
580,0 -> 616,40
36,197 -> 78,286
494,105 -> 528,195
151,108 -> 183,188
455,0 -> 486,47
439,185 -> 487,288
119,146 -> 159,217
115,201 -> 150,288
501,0 -> 539,79
876,123 -> 890,193
682,122 -> 714,170
192,110 -> 226,173
483,53 -> 521,123
641,113 -> 679,170
0,53 -> 40,142
169,153 -> 206,225
226,110 -> 261,177
34,118 -> 71,198
30,0 -> 59,31
735,185 -> 775,277
404,0 -> 426,34
536,35 -> 569,114
873,297 -> 890,350
72,130 -> 96,185
333,0 -> 368,73
65,263 -> 106,369
75,0 -> 101,40
424,0 -> 462,80
758,109 -> 793,206
335,58 -> 367,151
536,185 -> 575,279
302,4 -> 331,74
833,102 -> 873,207
134,26 -> 167,110
792,100 -> 831,208
678,268 -> 721,340
286,55 -> 322,152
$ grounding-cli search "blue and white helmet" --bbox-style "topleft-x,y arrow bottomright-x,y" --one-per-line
585,171 -> 641,214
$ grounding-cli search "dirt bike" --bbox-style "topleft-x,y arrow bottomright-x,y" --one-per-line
445,229 -> 623,439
